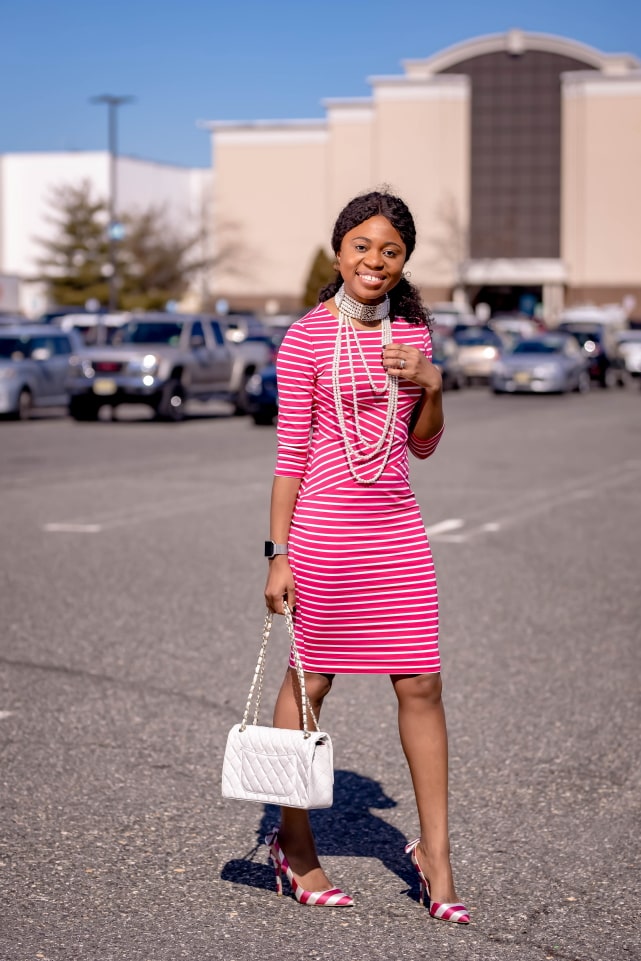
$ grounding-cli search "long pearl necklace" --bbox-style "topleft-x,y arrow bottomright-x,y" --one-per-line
332,285 -> 399,486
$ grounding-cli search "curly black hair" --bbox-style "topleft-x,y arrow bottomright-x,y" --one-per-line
318,188 -> 431,328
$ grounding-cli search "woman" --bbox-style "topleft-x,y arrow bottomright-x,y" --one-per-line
263,189 -> 469,923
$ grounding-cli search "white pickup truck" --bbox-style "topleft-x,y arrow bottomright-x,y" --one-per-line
67,312 -> 270,420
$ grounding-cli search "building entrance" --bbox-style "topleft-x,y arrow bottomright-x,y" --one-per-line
471,285 -> 542,318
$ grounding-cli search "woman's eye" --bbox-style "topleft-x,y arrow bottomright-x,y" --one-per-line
354,244 -> 367,252
384,250 -> 397,258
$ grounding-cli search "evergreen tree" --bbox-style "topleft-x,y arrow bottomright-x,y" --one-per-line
35,181 -> 205,310
35,181 -> 111,307
302,247 -> 336,308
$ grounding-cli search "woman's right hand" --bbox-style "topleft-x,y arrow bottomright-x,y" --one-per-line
264,556 -> 296,614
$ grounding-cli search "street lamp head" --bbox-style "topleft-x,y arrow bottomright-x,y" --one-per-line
90,94 -> 136,107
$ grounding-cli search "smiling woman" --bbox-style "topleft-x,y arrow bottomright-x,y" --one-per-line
253,189 -> 469,922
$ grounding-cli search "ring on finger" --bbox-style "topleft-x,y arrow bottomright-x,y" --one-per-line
399,358 -> 406,370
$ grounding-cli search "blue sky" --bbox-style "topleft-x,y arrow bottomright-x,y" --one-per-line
3,0 -> 640,168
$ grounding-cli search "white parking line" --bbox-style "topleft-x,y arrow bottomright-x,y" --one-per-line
425,518 -> 465,536
0,711 -> 14,720
427,460 -> 641,544
43,523 -> 103,533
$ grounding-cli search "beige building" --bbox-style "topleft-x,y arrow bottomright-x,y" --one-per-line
204,30 -> 641,321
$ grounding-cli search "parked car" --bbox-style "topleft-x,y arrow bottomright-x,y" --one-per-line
66,313 -> 263,421
558,322 -> 628,388
451,326 -> 504,383
0,325 -> 81,419
490,313 -> 541,347
490,332 -> 590,394
430,302 -> 477,330
431,332 -> 466,390
615,329 -> 641,380
0,313 -> 28,326
244,327 -> 290,425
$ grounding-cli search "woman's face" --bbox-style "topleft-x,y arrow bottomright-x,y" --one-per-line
336,215 -> 407,305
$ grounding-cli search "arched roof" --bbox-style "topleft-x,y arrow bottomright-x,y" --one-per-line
402,29 -> 640,77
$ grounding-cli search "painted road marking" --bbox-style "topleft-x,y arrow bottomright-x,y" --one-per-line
0,711 -> 14,720
428,460 -> 641,544
425,518 -> 465,536
43,523 -> 103,533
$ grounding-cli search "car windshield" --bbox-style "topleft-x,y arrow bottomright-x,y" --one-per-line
114,321 -> 184,346
0,336 -> 31,359
512,338 -> 565,354
565,330 -> 602,348
453,328 -> 500,347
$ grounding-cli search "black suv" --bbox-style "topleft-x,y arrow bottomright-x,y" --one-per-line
558,323 -> 627,388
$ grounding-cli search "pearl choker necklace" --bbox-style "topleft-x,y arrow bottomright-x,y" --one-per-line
334,284 -> 390,324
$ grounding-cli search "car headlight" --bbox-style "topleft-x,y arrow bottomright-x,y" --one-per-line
69,357 -> 95,378
128,354 -> 159,375
482,347 -> 498,359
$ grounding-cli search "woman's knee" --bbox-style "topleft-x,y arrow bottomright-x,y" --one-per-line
393,672 -> 443,706
296,670 -> 333,704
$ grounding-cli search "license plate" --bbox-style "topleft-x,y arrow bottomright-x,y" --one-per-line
93,378 -> 117,396
513,372 -> 532,384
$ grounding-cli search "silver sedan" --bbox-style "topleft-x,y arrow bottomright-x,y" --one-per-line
490,332 -> 591,394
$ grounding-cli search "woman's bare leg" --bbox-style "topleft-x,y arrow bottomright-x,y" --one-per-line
391,672 -> 459,903
271,667 -> 334,891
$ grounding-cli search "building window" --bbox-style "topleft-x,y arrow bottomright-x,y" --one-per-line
441,51 -> 596,259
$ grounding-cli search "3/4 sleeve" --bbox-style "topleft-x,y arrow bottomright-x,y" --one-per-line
408,325 -> 444,460
274,321 -> 316,477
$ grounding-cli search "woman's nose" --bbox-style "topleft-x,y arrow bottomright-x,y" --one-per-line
364,250 -> 384,268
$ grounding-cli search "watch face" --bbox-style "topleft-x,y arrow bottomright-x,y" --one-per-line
264,541 -> 274,558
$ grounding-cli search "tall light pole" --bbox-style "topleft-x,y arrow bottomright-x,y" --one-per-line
90,94 -> 135,312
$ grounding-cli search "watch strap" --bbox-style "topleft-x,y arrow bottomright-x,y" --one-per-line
265,540 -> 288,558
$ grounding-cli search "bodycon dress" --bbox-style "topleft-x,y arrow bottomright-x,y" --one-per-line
275,303 -> 444,675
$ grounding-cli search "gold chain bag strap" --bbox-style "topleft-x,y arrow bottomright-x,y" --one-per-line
221,602 -> 334,809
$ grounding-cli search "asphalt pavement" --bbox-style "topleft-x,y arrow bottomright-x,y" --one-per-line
1,387 -> 640,961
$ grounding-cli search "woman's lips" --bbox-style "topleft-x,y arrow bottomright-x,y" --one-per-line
357,273 -> 385,289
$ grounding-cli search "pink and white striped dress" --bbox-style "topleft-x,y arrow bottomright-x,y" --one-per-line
275,303 -> 444,675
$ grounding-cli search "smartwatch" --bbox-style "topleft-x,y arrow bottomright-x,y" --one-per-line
265,541 -> 289,559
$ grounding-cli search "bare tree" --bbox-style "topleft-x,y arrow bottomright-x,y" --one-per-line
424,194 -> 469,297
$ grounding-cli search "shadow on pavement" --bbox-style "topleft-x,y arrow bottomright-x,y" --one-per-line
220,769 -> 415,895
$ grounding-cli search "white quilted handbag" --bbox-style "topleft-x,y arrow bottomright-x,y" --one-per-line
221,603 -> 334,809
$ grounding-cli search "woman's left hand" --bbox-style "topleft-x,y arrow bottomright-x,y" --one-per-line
382,343 -> 442,394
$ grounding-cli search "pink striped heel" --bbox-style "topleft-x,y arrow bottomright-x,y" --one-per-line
265,829 -> 354,907
404,838 -> 470,924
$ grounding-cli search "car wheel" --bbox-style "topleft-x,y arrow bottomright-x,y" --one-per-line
576,371 -> 591,393
155,379 -> 185,421
252,410 -> 275,426
69,396 -> 100,421
233,373 -> 251,416
599,367 -> 616,389
15,388 -> 33,421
